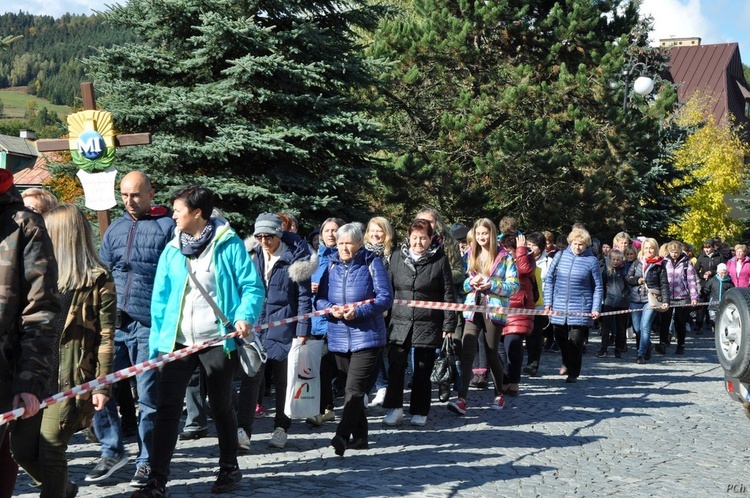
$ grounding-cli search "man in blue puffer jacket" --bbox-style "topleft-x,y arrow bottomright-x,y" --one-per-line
88,171 -> 175,486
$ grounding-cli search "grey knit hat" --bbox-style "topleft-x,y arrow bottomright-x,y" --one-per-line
254,213 -> 283,237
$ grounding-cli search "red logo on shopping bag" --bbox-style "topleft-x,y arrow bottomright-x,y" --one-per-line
294,383 -> 310,399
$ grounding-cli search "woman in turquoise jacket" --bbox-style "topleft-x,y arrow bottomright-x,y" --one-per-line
133,186 -> 264,498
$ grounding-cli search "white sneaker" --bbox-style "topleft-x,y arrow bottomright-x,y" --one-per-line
410,415 -> 427,426
383,408 -> 403,426
369,387 -> 387,407
268,427 -> 288,449
237,428 -> 251,452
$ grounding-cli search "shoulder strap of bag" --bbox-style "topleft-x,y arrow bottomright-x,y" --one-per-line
187,260 -> 235,332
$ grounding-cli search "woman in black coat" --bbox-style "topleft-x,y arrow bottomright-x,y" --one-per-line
382,219 -> 457,427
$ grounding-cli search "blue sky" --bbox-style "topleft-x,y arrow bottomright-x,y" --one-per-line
4,0 -> 750,65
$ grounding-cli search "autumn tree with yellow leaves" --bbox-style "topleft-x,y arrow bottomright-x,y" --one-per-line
668,93 -> 750,247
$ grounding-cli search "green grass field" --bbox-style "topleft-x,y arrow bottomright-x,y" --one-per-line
0,87 -> 71,120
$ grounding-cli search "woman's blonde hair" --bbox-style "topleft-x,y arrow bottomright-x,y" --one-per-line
735,244 -> 747,254
666,240 -> 684,254
638,238 -> 659,259
468,218 -> 498,276
365,217 -> 396,256
567,227 -> 591,247
44,204 -> 106,292
21,187 -> 58,213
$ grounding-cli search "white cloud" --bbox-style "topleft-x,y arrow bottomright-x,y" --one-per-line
640,0 -> 717,46
3,0 -> 101,18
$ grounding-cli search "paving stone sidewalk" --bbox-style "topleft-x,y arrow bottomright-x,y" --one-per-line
12,331 -> 750,497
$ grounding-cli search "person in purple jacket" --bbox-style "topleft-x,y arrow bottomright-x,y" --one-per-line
657,240 -> 699,355
315,223 -> 393,457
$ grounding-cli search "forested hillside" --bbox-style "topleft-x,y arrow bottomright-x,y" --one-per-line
0,12 -> 134,106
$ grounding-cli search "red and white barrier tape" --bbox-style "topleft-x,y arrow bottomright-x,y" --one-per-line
0,296 -> 717,425
394,299 -> 715,318
0,299 -> 374,426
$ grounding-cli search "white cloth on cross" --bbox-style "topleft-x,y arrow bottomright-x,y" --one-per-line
76,167 -> 118,211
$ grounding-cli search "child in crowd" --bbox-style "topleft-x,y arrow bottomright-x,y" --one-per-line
598,249 -> 629,358
705,263 -> 734,331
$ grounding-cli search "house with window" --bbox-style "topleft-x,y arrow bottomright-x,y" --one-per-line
0,130 -> 53,190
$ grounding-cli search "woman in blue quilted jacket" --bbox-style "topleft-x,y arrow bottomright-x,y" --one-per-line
543,227 -> 602,383
315,223 -> 393,457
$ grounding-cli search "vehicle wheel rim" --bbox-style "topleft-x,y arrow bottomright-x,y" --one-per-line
718,303 -> 742,361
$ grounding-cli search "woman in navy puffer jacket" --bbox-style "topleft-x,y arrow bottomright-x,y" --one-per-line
316,223 -> 393,456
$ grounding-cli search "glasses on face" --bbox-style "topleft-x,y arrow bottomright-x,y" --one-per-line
703,245 -> 712,249
255,234 -> 276,241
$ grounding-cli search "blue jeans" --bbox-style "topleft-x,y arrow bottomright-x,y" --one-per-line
93,397 -> 125,458
94,317 -> 158,466
630,302 -> 656,357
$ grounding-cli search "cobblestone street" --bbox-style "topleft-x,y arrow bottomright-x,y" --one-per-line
12,331 -> 750,497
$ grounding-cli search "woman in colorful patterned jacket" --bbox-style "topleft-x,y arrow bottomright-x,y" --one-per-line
657,241 -> 700,355
12,204 -> 114,498
447,218 -> 519,416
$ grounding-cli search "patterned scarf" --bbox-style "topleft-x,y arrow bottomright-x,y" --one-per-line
179,220 -> 216,257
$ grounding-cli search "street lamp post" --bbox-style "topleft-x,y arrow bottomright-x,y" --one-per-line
623,61 -> 654,110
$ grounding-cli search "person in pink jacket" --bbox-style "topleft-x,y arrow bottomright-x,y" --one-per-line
726,244 -> 750,288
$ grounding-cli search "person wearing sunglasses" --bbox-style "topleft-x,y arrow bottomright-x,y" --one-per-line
236,213 -> 316,452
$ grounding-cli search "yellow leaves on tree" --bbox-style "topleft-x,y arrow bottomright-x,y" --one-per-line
668,93 -> 749,247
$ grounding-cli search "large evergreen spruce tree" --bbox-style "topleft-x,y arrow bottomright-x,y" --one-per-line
85,0 -> 386,234
369,0 -> 681,236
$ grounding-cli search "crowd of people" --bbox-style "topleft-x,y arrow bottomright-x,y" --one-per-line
0,173 -> 739,497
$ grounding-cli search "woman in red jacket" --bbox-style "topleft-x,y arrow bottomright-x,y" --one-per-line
498,217 -> 535,396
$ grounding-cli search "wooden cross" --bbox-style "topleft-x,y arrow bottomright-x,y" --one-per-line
36,82 -> 152,238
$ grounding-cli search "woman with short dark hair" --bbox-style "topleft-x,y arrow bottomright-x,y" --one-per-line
382,219 -> 456,426
132,186 -> 265,497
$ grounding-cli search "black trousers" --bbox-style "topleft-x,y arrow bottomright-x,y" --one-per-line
659,305 -> 691,347
553,325 -> 587,379
600,305 -> 628,352
383,335 -> 436,416
237,358 -> 290,433
526,315 -> 549,368
498,333 -> 524,384
334,348 -> 380,442
150,345 -> 239,485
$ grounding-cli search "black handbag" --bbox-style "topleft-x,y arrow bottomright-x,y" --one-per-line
431,336 -> 462,391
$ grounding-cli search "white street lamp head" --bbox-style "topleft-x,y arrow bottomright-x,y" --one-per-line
633,76 -> 654,96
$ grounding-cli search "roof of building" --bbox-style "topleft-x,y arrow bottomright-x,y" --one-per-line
13,154 -> 52,186
665,42 -> 750,127
0,135 -> 38,157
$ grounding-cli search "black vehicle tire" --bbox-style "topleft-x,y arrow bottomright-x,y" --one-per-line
715,287 -> 750,382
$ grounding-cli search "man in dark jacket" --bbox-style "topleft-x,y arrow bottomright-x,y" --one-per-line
695,238 -> 727,333
88,171 -> 175,486
0,173 -> 60,496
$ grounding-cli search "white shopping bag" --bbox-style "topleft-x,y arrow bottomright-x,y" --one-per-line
284,338 -> 324,419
